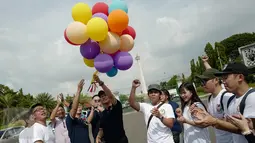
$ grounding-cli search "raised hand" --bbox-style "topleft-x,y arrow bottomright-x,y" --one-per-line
77,79 -> 85,92
201,55 -> 209,62
132,79 -> 141,88
93,74 -> 101,83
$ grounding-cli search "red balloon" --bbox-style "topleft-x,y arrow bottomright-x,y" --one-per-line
64,29 -> 79,46
109,50 -> 120,58
122,26 -> 136,39
92,2 -> 109,16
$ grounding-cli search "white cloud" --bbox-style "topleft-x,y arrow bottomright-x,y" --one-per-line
1,0 -> 255,96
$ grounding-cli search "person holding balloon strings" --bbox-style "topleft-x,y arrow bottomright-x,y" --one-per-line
92,74 -> 129,143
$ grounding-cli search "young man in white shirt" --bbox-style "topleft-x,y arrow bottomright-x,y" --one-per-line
196,68 -> 234,143
129,79 -> 175,143
19,111 -> 35,143
191,62 -> 255,143
30,103 -> 55,143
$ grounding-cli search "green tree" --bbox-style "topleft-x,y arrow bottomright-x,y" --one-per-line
119,94 -> 128,104
190,59 -> 197,82
214,42 -> 228,70
35,93 -> 56,112
167,75 -> 178,89
204,42 -> 217,68
220,32 -> 255,61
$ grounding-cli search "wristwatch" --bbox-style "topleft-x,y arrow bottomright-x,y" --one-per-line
242,130 -> 252,135
99,81 -> 104,86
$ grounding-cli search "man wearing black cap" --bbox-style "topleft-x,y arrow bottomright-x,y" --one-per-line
129,79 -> 175,143
93,75 -> 128,143
191,62 -> 255,143
29,103 -> 55,143
196,68 -> 234,143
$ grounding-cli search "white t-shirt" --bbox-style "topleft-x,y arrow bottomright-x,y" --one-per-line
139,102 -> 175,143
207,89 -> 233,143
227,88 -> 255,143
31,122 -> 55,143
183,102 -> 211,143
19,127 -> 32,143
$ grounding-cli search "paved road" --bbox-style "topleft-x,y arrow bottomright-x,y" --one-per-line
123,98 -> 216,143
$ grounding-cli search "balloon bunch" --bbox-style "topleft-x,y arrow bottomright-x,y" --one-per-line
64,0 -> 136,77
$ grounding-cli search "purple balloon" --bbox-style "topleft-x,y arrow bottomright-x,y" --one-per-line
94,54 -> 114,73
80,39 -> 100,59
92,13 -> 108,22
114,52 -> 133,70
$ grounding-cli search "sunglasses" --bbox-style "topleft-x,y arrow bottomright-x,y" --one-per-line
94,99 -> 101,102
200,79 -> 209,85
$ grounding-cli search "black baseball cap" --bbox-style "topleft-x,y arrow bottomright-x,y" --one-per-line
98,90 -> 105,97
214,62 -> 250,76
196,68 -> 219,80
148,84 -> 161,92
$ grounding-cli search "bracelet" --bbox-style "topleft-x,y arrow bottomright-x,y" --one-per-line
99,81 -> 104,86
242,130 -> 252,135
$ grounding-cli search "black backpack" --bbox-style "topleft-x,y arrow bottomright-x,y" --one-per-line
208,91 -> 228,112
227,88 -> 255,115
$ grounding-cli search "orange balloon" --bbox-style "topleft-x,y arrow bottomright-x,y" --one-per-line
108,10 -> 129,33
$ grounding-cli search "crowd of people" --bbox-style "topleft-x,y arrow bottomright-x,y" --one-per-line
17,55 -> 254,143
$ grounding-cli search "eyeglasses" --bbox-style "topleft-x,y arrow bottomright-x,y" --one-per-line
94,99 -> 101,102
200,79 -> 209,86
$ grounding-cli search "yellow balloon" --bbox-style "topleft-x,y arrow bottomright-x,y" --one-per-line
120,34 -> 134,52
99,32 -> 120,54
87,17 -> 108,41
83,58 -> 94,67
72,3 -> 92,24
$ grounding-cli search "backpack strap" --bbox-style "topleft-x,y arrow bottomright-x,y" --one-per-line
220,91 -> 228,111
208,94 -> 212,102
147,102 -> 165,129
227,95 -> 235,109
239,88 -> 255,115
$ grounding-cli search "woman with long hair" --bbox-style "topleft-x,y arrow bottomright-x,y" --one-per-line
176,82 -> 210,143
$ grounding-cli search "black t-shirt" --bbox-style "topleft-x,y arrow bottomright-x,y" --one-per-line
66,114 -> 90,143
100,100 -> 128,143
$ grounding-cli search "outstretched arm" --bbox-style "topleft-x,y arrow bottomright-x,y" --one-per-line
201,55 -> 212,69
94,75 -> 117,105
70,79 -> 84,118
129,80 -> 140,111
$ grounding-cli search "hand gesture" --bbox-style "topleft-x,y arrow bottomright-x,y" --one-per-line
57,95 -> 62,104
177,116 -> 186,123
93,74 -> 101,83
151,107 -> 161,118
175,108 -> 182,117
96,137 -> 102,143
77,79 -> 85,92
201,55 -> 209,62
226,113 -> 253,132
97,106 -> 104,112
59,93 -> 64,102
132,79 -> 141,88
190,107 -> 214,127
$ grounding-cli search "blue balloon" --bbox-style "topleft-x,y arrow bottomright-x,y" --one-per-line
106,66 -> 118,77
108,0 -> 128,14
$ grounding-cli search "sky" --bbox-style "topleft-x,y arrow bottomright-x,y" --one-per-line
1,0 -> 255,97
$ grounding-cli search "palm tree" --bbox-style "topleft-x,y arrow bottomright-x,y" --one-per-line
0,93 -> 17,125
35,93 -> 56,112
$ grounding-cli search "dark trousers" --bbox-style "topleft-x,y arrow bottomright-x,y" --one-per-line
105,135 -> 128,143
172,131 -> 180,143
